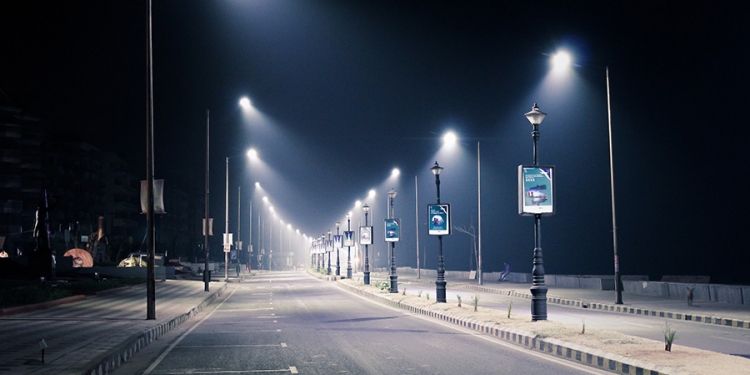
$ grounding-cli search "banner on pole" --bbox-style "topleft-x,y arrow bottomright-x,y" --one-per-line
384,219 -> 400,242
428,204 -> 451,236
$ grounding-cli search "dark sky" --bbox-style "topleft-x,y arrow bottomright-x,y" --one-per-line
3,1 -> 750,283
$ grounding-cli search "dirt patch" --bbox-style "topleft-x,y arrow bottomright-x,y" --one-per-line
345,280 -> 749,375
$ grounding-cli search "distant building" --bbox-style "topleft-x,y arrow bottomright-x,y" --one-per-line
0,91 -> 198,261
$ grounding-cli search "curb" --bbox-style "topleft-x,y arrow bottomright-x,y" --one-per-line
336,281 -> 692,375
449,282 -> 750,330
83,282 -> 228,375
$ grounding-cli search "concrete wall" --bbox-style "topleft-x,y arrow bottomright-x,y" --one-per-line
393,268 -> 748,305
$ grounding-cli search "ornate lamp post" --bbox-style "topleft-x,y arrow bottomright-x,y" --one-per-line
327,230 -> 332,275
335,221 -> 341,276
525,103 -> 548,321
387,188 -> 398,293
430,162 -> 447,303
363,203 -> 371,285
346,214 -> 353,279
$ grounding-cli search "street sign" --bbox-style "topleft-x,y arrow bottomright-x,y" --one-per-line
223,244 -> 231,253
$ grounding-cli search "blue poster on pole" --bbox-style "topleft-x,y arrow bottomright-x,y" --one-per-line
344,231 -> 354,247
428,204 -> 451,236
333,235 -> 342,249
384,219 -> 400,242
518,165 -> 555,216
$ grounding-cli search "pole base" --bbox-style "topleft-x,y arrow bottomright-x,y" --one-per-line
347,267 -> 352,279
389,275 -> 398,293
436,279 -> 447,303
364,271 -> 370,285
530,285 -> 548,321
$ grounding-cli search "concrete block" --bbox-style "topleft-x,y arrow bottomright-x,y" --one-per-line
579,277 -> 605,290
710,285 -> 744,304
623,280 -> 670,297
742,287 -> 750,306
667,283 -> 710,302
553,275 -> 582,288
599,278 -> 615,290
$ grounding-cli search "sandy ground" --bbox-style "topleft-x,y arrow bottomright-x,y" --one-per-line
342,279 -> 750,375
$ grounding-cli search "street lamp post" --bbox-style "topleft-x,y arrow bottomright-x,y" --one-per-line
204,110 -> 210,292
525,103 -> 548,321
431,162 -> 447,303
363,204 -> 371,285
346,214 -> 353,279
388,188 -> 398,293
327,230 -> 332,275
335,221 -> 341,276
606,67 -> 624,305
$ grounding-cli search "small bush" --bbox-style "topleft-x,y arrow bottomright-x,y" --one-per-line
663,321 -> 677,351
457,295 -> 462,307
507,301 -> 513,318
472,294 -> 480,312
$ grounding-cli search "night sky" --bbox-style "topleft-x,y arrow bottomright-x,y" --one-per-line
3,1 -> 749,283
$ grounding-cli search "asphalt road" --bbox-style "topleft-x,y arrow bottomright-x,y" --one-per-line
113,271 -> 610,375
397,279 -> 750,359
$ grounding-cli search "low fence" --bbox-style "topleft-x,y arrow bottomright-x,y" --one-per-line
394,267 -> 749,306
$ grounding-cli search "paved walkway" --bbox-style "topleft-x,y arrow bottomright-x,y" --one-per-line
394,273 -> 750,329
0,278 -> 228,375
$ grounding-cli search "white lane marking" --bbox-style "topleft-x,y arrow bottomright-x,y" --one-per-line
712,335 -> 750,344
144,287 -> 238,374
150,370 -> 292,374
290,366 -> 298,374
177,344 -> 286,348
621,322 -> 654,328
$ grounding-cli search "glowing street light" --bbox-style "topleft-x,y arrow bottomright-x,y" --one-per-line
442,131 -> 458,147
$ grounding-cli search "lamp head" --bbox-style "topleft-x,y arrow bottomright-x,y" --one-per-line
524,103 -> 547,126
336,221 -> 340,228
430,161 -> 443,176
362,203 -> 370,213
388,188 -> 397,199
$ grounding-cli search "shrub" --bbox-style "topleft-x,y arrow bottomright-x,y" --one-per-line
663,321 -> 677,351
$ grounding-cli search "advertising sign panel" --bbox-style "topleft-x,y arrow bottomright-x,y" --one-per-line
359,226 -> 373,245
344,231 -> 354,247
428,204 -> 451,236
333,235 -> 342,249
384,219 -> 401,242
518,165 -> 555,216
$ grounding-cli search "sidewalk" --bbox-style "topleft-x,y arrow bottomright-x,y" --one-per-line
0,279 -> 228,375
400,274 -> 750,329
